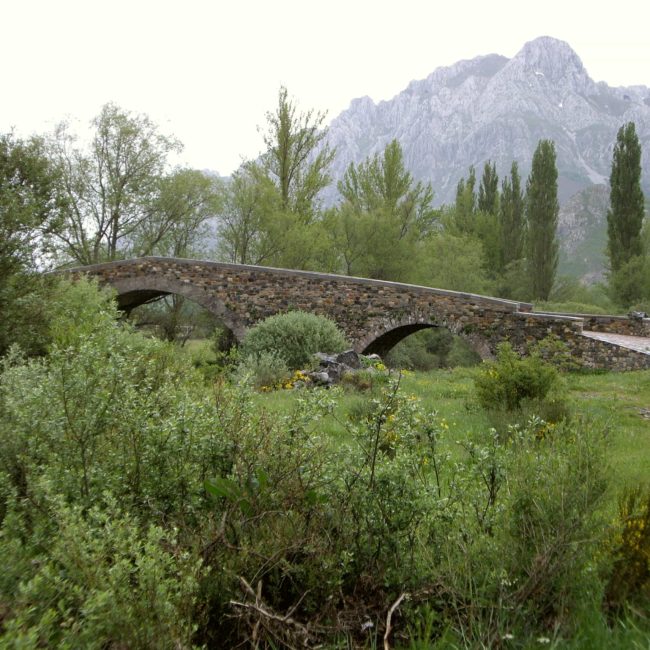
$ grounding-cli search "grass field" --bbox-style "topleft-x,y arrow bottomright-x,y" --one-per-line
251,365 -> 650,503
184,330 -> 649,501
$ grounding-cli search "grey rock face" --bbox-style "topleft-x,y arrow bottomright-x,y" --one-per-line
323,36 -> 650,207
557,184 -> 610,283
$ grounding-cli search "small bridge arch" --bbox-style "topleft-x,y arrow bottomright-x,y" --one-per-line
107,274 -> 247,341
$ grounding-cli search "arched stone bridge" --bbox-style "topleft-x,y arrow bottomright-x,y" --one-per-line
68,257 -> 650,371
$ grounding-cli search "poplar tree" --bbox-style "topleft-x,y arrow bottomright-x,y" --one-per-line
606,122 -> 645,272
452,166 -> 476,233
499,161 -> 525,267
260,86 -> 335,223
478,160 -> 499,215
525,140 -> 559,300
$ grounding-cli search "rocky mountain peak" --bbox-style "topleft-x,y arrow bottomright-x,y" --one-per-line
323,36 -> 650,211
513,36 -> 587,80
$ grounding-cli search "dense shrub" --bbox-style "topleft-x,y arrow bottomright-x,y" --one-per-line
240,310 -> 347,370
0,496 -> 200,648
235,350 -> 290,389
604,485 -> 650,614
0,281 -> 639,647
0,279 -> 229,520
474,342 -> 562,412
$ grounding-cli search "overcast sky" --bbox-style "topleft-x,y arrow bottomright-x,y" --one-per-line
2,0 -> 649,175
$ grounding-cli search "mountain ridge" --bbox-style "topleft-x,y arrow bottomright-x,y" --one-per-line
324,36 -> 650,207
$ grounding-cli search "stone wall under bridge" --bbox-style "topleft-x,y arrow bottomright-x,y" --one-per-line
66,257 -> 650,371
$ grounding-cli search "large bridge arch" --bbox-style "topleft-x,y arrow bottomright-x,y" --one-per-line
358,315 -> 494,360
108,275 -> 247,342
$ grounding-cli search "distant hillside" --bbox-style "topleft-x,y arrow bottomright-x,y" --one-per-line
321,36 -> 649,282
557,184 -> 609,283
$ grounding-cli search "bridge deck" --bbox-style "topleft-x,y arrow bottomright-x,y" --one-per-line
581,331 -> 650,355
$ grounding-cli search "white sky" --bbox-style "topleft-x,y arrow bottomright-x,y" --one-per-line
2,0 -> 649,175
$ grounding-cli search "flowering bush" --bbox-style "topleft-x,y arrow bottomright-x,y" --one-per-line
475,343 -> 559,411
604,485 -> 650,614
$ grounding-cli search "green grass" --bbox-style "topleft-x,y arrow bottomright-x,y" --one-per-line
182,336 -> 649,502
567,370 -> 650,490
252,365 -> 650,501
248,365 -> 650,646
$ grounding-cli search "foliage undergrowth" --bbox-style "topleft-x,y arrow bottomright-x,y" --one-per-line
0,281 -> 648,647
473,342 -> 570,432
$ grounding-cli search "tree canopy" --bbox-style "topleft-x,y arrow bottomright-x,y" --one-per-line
607,121 -> 645,273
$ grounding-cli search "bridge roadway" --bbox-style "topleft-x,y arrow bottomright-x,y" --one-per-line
67,257 -> 650,371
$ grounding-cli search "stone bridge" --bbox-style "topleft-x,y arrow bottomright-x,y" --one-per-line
67,257 -> 650,371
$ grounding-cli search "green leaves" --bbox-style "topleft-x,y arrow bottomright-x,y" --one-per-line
205,477 -> 253,516
327,140 -> 436,281
525,139 -> 559,300
607,121 -> 645,275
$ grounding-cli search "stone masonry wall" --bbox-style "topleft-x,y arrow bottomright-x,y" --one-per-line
68,257 -> 650,371
534,312 -> 650,337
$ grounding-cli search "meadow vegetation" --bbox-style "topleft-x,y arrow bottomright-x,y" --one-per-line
0,279 -> 648,648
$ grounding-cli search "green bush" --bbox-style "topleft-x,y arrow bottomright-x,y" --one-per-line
474,343 -> 560,412
0,496 -> 200,648
0,279 -> 636,647
235,350 -> 290,390
604,485 -> 650,615
241,310 -> 348,370
0,279 -> 229,521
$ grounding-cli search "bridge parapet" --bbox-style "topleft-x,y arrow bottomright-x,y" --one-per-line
532,311 -> 650,337
68,257 -> 531,356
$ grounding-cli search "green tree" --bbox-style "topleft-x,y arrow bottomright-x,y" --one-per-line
129,169 -> 224,343
51,103 -> 181,265
525,140 -> 559,300
607,122 -> 645,273
499,161 -> 525,268
0,133 -> 66,355
451,165 -> 477,234
0,133 -> 64,275
216,162 -> 285,265
134,168 -> 223,258
216,88 -> 335,271
478,160 -> 499,215
326,140 -> 436,280
449,163 -> 502,281
260,86 -> 335,222
417,231 -> 492,294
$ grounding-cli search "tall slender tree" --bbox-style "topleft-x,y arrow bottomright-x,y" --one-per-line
499,161 -> 525,267
525,140 -> 559,300
478,160 -> 499,215
452,165 -> 476,234
606,122 -> 645,273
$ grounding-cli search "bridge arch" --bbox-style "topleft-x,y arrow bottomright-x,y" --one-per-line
358,314 -> 494,360
108,275 -> 247,342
